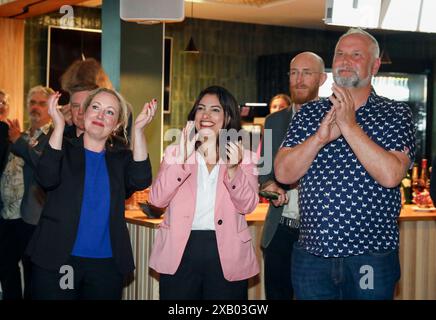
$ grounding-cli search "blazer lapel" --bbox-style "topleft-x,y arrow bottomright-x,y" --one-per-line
70,142 -> 86,226
105,151 -> 120,217
185,152 -> 198,201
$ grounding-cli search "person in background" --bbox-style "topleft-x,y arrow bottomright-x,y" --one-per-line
259,52 -> 326,300
27,88 -> 156,300
269,94 -> 292,114
275,28 -> 416,300
60,58 -> 129,145
0,90 -> 26,300
149,85 -> 259,300
6,85 -> 54,299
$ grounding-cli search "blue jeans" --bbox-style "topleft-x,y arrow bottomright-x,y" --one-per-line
291,243 -> 400,300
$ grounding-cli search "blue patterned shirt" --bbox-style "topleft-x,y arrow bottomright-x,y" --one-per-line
282,91 -> 416,257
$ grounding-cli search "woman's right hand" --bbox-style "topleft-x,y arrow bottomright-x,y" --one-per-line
177,121 -> 198,164
47,92 -> 65,129
47,92 -> 65,150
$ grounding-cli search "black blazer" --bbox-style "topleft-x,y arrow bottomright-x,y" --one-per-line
26,136 -> 152,275
11,128 -> 52,225
258,107 -> 294,249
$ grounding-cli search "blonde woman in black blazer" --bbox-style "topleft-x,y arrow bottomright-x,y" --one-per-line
27,88 -> 157,300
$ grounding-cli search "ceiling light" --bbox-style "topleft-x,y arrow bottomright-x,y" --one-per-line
324,0 -> 381,28
380,0 -> 420,32
418,0 -> 436,33
324,0 -> 436,33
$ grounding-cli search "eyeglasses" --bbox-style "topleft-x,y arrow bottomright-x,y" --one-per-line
287,70 -> 321,79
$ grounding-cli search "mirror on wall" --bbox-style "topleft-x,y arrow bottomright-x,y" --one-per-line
46,26 -> 101,105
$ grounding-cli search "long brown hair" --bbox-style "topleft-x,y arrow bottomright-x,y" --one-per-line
187,85 -> 242,131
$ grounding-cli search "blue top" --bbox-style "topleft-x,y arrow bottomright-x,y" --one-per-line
71,149 -> 112,258
282,90 -> 416,257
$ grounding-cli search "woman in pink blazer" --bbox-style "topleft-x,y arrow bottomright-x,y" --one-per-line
149,86 -> 259,300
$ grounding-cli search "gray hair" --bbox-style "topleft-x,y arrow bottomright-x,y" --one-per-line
336,27 -> 380,59
0,89 -> 10,105
26,85 -> 55,107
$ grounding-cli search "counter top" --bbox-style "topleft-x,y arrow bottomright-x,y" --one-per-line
125,203 -> 269,228
400,205 -> 436,221
125,204 -> 436,227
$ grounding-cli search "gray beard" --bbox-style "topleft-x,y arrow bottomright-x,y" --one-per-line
333,69 -> 371,88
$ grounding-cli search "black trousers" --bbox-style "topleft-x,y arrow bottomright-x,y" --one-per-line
31,256 -> 124,300
0,218 -> 34,300
159,230 -> 248,300
263,224 -> 299,300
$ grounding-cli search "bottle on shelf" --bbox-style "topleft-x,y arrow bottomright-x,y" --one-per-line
411,163 -> 419,196
419,158 -> 429,192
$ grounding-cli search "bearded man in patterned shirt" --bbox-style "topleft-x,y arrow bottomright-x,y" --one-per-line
275,28 -> 416,300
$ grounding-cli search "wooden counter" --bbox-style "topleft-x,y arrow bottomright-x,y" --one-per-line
124,203 -> 269,227
123,204 -> 436,300
399,205 -> 436,221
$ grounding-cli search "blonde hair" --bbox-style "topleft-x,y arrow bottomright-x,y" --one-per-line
269,94 -> 292,108
82,88 -> 130,141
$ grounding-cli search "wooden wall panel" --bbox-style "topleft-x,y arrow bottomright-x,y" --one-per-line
396,220 -> 436,300
0,17 -> 24,127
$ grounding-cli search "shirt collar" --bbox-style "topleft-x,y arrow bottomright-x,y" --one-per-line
25,121 -> 52,137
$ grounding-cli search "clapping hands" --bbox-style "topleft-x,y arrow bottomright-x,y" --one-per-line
47,92 -> 65,129
176,121 -> 199,164
134,99 -> 158,132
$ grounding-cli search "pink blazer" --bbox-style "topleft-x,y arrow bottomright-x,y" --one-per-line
149,145 -> 260,281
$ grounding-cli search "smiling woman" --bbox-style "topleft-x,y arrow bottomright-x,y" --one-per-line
82,89 -> 125,147
26,88 -> 158,300
148,85 -> 260,300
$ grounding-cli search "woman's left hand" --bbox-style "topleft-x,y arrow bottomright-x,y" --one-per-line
134,99 -> 158,131
226,140 -> 243,169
